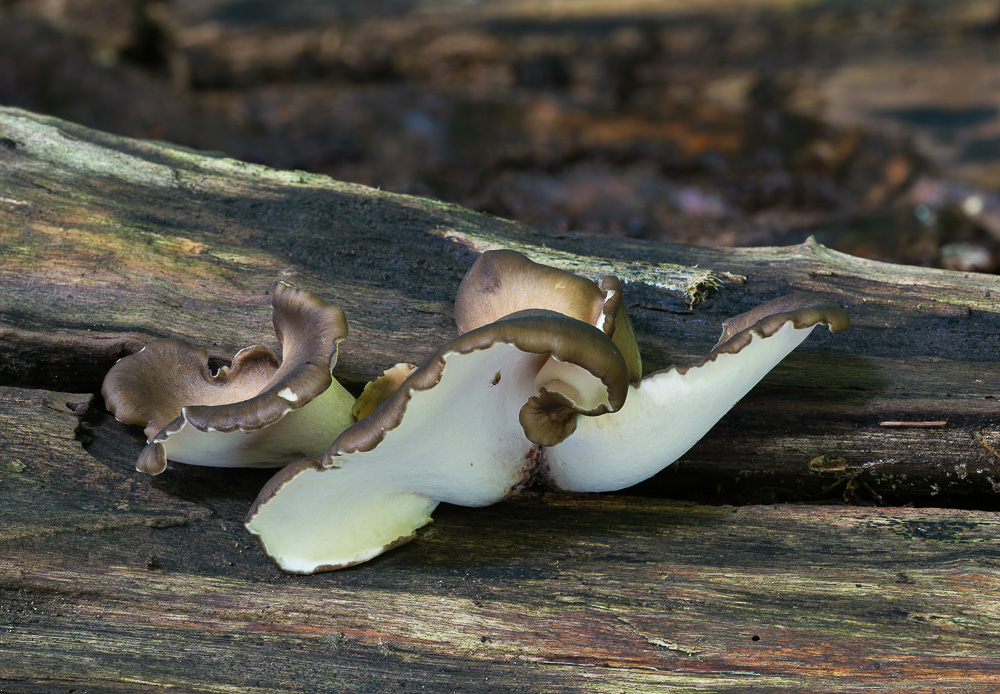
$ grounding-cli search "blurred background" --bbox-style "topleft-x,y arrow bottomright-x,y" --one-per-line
2,0 -> 999,270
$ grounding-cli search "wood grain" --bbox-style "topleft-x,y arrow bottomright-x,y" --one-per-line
3,389 -> 1000,692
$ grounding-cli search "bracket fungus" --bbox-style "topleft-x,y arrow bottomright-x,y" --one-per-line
542,293 -> 851,492
244,251 -> 849,574
455,249 -> 642,383
102,282 -> 356,475
245,310 -> 630,573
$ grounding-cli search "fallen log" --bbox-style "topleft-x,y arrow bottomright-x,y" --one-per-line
2,107 -> 998,505
4,106 -> 1000,691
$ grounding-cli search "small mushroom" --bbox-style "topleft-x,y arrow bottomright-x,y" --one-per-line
102,282 -> 356,474
542,293 -> 850,492
245,310 -> 630,573
455,249 -> 642,382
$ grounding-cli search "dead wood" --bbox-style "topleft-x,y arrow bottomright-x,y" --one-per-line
2,107 -> 1000,692
2,107 -> 998,504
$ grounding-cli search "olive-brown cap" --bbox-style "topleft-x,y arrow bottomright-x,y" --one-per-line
704,292 -> 850,366
455,250 -> 642,382
102,282 -> 354,474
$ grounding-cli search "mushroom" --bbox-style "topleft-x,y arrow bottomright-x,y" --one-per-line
455,249 -> 642,382
542,293 -> 850,492
102,282 -> 356,475
245,309 -> 630,573
244,252 -> 849,573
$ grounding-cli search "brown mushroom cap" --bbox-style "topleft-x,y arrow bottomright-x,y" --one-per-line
102,282 -> 355,474
703,292 -> 851,366
245,309 -> 630,573
455,250 -> 642,382
102,339 -> 280,441
543,293 -> 850,493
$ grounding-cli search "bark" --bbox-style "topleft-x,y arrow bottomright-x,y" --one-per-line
2,107 -> 1000,691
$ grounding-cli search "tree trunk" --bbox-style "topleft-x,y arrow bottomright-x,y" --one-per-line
2,107 -> 1000,692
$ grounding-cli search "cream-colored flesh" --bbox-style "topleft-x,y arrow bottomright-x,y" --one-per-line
247,469 -> 438,573
246,342 -> 558,573
160,379 -> 356,467
335,344 -> 547,505
544,323 -> 817,492
533,356 -> 613,412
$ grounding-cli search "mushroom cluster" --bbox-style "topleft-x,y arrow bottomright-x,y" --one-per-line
103,250 -> 849,573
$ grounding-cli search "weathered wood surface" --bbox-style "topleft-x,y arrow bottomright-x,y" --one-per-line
2,107 -> 1000,691
7,0 -> 1000,265
2,107 -> 1000,503
3,385 -> 1000,693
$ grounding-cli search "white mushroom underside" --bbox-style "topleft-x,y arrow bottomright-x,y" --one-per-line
533,356 -> 613,412
246,342 -> 570,573
544,322 -> 817,492
249,474 -> 437,572
159,379 -> 357,467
